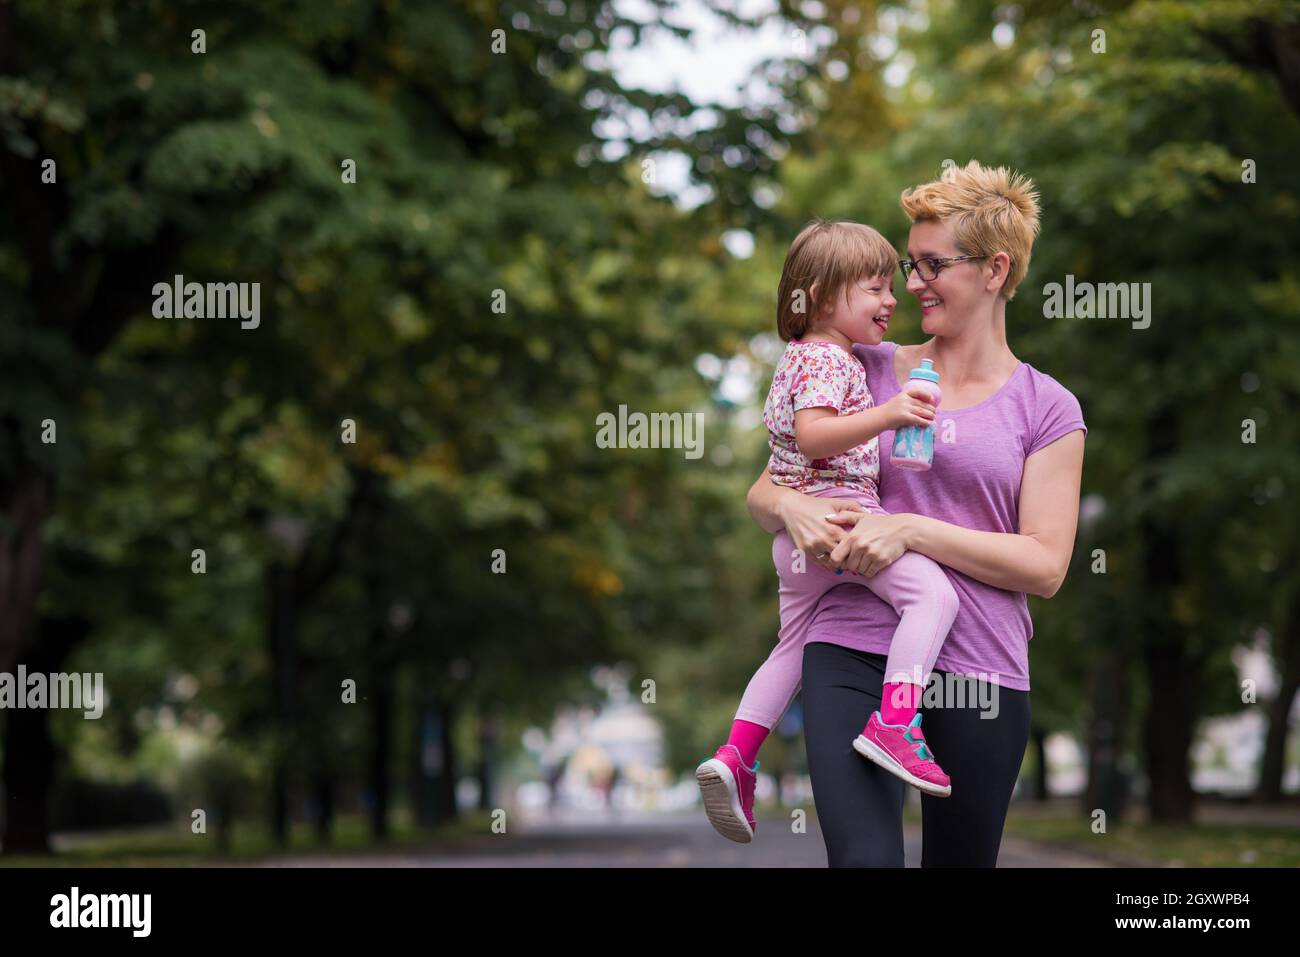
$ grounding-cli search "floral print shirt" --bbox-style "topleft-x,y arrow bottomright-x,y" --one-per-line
762,338 -> 880,501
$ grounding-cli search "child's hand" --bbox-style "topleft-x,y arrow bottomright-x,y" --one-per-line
883,385 -> 937,430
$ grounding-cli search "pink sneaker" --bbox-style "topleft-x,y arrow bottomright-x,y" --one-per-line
696,744 -> 758,843
853,712 -> 952,797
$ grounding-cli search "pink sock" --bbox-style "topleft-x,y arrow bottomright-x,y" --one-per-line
880,681 -> 922,726
726,719 -> 769,768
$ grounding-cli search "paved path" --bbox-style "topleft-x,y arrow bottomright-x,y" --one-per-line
256,811 -> 1116,868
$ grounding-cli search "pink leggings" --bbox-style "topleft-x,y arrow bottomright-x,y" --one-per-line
734,490 -> 959,729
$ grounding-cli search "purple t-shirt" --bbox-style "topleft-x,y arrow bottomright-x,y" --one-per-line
804,341 -> 1087,691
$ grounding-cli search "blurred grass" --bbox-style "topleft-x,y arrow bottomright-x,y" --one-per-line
999,801 -> 1300,867
0,809 -> 497,867
893,796 -> 1300,866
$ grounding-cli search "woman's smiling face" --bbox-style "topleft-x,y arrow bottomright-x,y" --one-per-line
905,220 -> 990,337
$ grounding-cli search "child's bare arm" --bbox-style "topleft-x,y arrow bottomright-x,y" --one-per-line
794,385 -> 937,459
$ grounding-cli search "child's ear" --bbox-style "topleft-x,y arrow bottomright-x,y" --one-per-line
808,280 -> 827,315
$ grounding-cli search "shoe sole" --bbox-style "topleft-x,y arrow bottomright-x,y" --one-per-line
853,735 -> 952,797
696,760 -> 754,843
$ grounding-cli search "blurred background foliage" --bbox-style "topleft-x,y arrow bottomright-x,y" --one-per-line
0,0 -> 1297,856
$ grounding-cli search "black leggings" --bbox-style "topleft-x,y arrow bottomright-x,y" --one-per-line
801,641 -> 1031,867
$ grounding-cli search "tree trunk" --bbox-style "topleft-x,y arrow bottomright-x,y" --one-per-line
361,482 -> 392,842
1140,407 -> 1199,824
438,701 -> 458,822
368,672 -> 392,841
1,614 -> 90,855
477,711 -> 498,813
413,692 -> 442,827
215,798 -> 233,854
0,469 -> 52,676
1,706 -> 56,854
1142,640 -> 1199,823
1083,649 -> 1132,822
1030,726 -> 1048,801
313,774 -> 335,845
1255,621 -> 1300,802
268,562 -> 298,848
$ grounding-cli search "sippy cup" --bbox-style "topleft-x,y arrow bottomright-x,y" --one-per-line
889,358 -> 941,471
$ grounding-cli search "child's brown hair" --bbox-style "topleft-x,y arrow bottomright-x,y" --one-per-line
776,219 -> 898,341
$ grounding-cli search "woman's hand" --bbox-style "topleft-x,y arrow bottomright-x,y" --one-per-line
881,384 -> 937,430
827,511 -> 915,577
780,494 -> 868,571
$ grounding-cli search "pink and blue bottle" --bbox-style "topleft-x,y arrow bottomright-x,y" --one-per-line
890,358 -> 941,471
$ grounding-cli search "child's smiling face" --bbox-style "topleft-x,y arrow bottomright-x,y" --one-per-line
819,272 -> 897,346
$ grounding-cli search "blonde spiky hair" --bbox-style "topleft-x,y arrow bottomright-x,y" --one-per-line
900,161 -> 1041,301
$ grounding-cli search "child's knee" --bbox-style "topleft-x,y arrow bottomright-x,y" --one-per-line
930,574 -> 959,625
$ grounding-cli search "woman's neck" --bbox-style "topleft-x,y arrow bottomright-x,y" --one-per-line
918,302 -> 1017,388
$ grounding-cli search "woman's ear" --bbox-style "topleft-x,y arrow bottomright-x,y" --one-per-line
986,252 -> 1012,294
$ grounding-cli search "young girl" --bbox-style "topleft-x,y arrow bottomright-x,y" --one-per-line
697,220 -> 960,844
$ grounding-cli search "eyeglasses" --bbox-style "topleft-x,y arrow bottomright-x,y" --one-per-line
898,255 -> 985,282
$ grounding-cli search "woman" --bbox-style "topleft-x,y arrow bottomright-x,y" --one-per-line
746,161 -> 1086,866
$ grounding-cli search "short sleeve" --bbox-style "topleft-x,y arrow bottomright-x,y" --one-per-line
789,347 -> 854,413
852,341 -> 900,402
1028,376 -> 1087,455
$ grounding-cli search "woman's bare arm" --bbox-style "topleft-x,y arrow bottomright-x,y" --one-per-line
905,431 -> 1083,596
830,431 -> 1085,597
746,466 -> 868,568
746,466 -> 795,533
